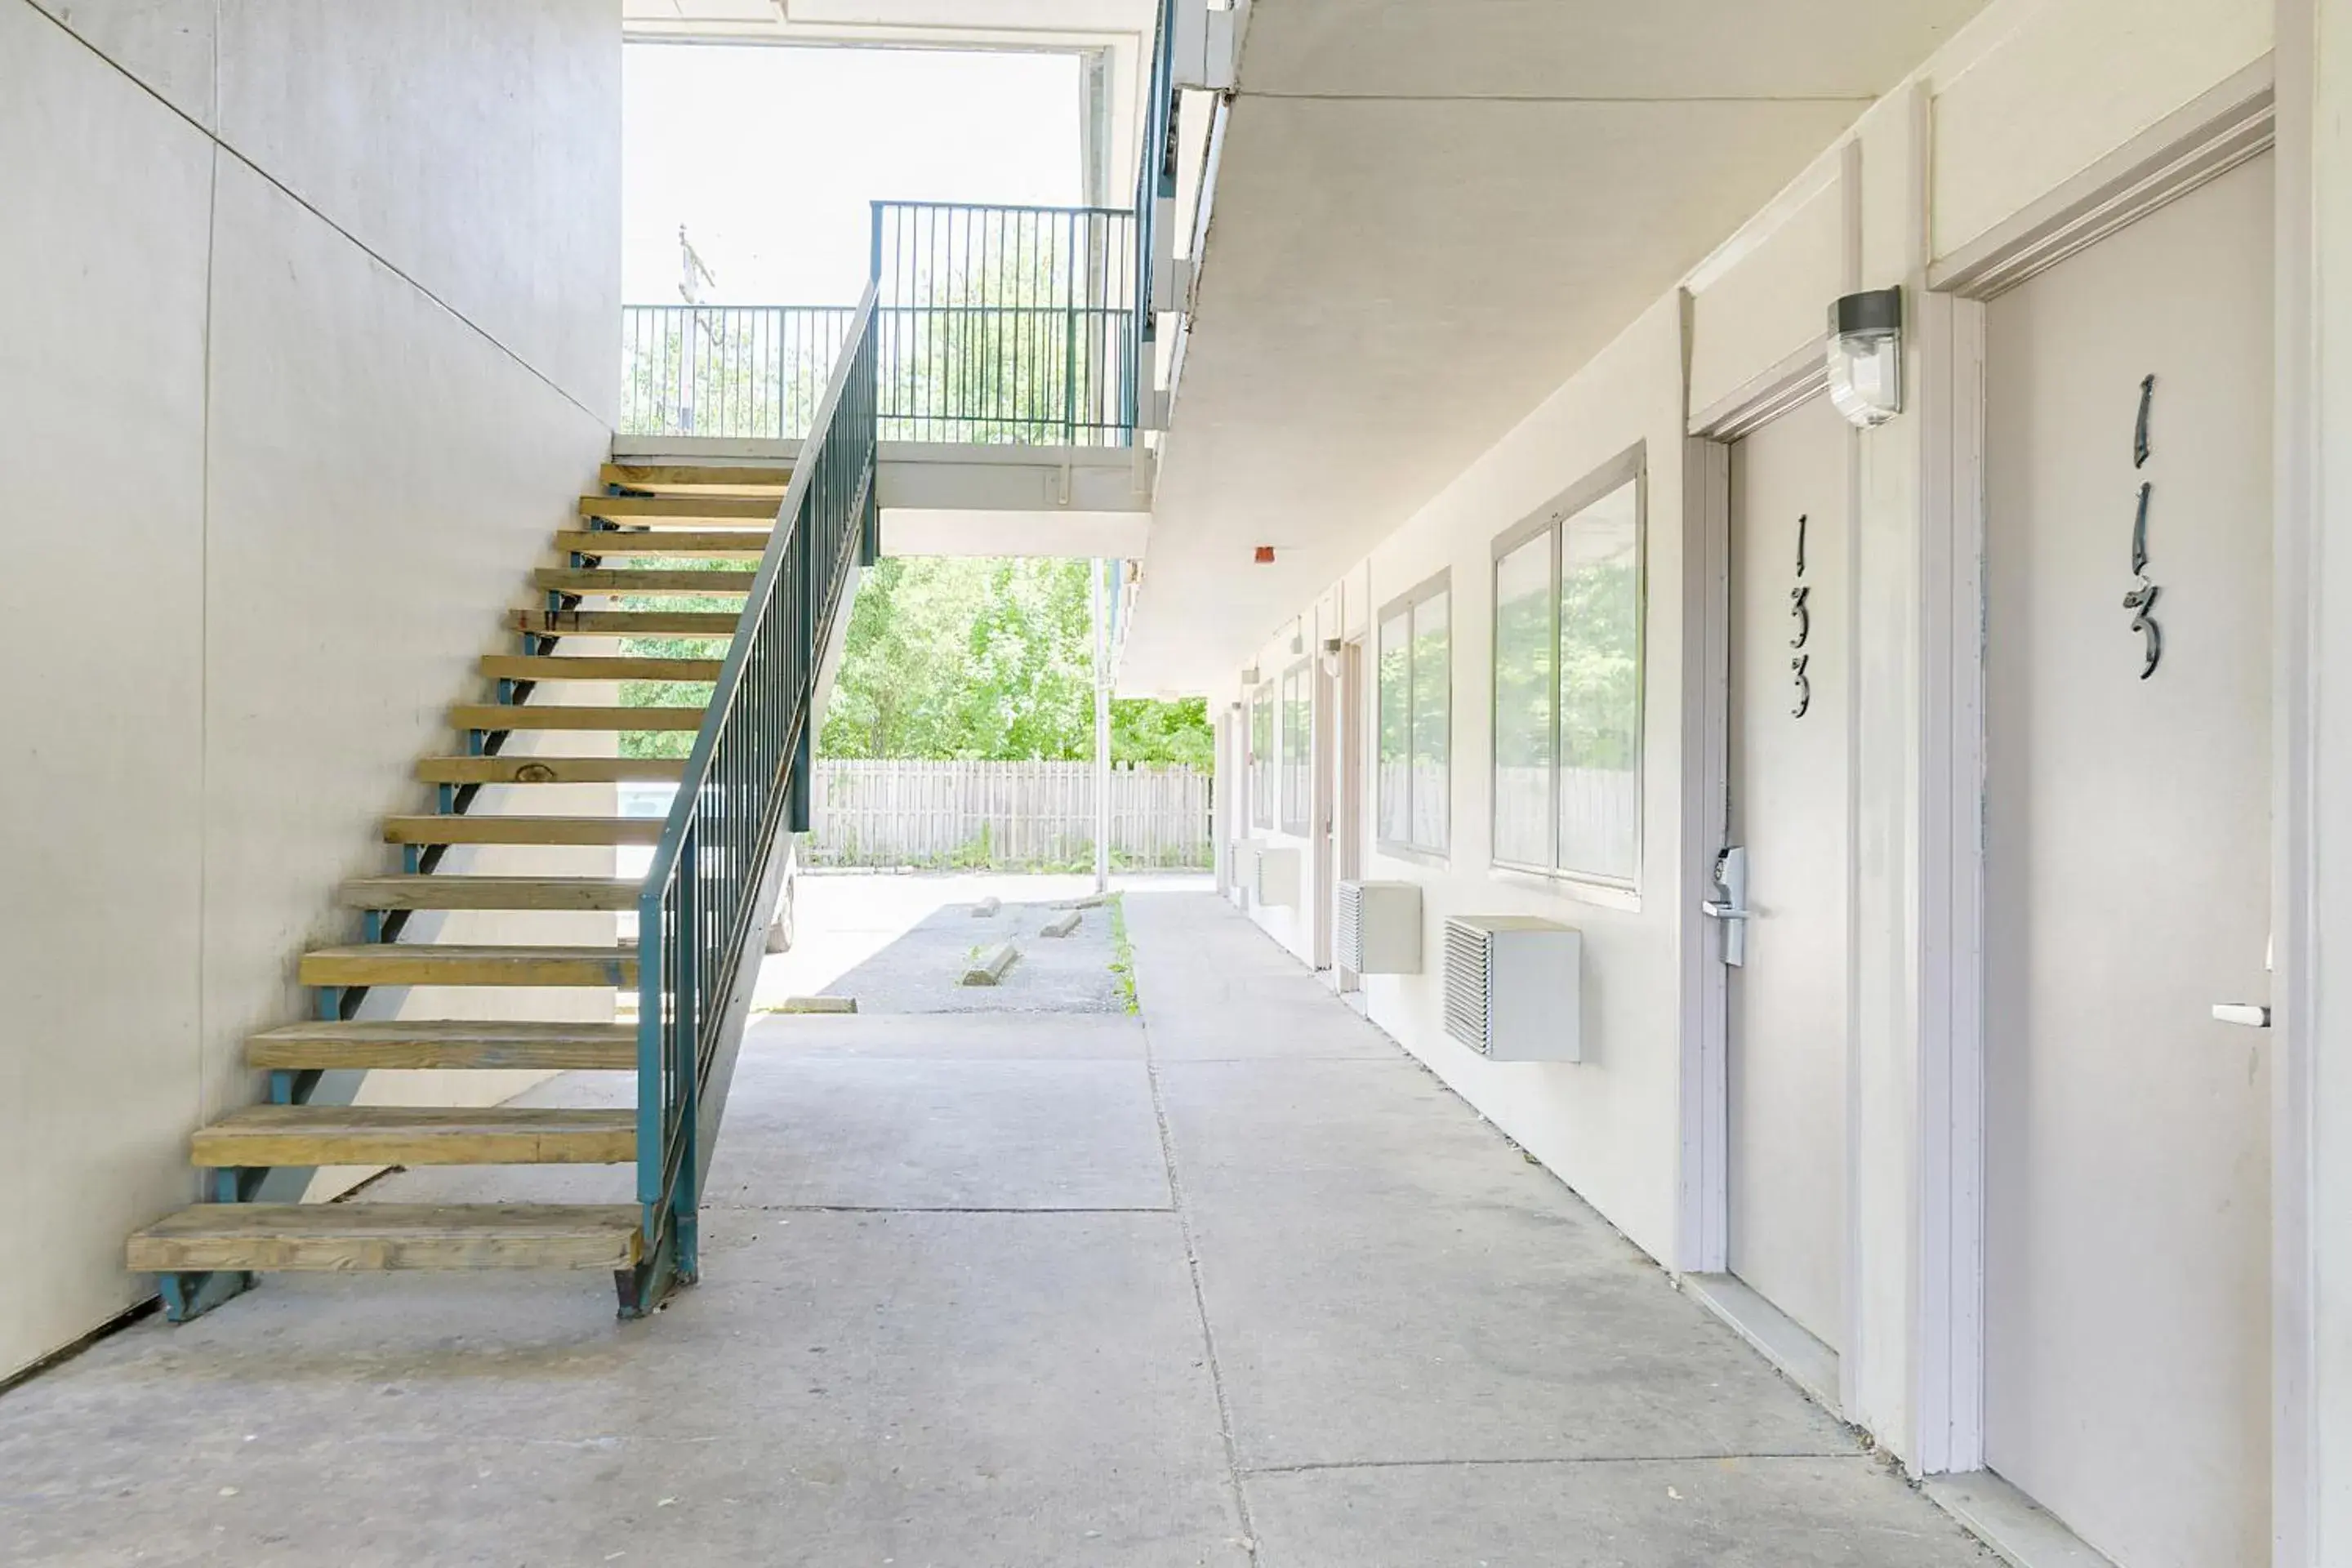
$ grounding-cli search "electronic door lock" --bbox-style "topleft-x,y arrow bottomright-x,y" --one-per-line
1704,846 -> 1749,967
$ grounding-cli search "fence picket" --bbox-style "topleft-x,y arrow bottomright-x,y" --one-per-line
801,759 -> 1210,870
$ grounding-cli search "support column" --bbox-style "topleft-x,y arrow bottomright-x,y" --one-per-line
1094,558 -> 1112,893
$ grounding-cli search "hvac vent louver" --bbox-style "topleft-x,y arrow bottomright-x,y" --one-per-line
1441,915 -> 1582,1061
1335,880 -> 1422,974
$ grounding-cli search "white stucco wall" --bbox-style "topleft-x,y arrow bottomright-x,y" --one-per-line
0,0 -> 621,1381
1221,0 -> 2274,1472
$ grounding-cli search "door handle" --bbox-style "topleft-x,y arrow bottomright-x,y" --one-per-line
1708,847 -> 1749,967
2212,933 -> 2275,1027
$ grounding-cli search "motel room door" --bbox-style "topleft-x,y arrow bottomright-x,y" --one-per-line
1722,389 -> 1853,1364
1980,153 -> 2274,1568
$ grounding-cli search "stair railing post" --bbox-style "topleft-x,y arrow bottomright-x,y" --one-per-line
673,828 -> 701,1283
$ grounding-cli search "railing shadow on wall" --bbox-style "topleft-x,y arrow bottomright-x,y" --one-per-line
620,201 -> 1141,448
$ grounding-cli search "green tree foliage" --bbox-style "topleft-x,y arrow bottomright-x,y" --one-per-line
1110,693 -> 1214,770
816,555 -> 1210,764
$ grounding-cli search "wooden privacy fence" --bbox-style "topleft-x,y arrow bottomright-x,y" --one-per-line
808,760 -> 1212,870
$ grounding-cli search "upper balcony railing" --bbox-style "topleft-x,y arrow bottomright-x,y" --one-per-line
621,200 -> 1143,447
872,201 -> 1140,444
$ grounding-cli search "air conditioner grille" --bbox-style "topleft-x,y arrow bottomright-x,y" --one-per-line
1443,920 -> 1493,1053
1335,881 -> 1365,972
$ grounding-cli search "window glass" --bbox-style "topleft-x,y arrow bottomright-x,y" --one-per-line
1376,610 -> 1412,846
1556,479 -> 1642,882
1281,664 -> 1311,835
1409,592 -> 1450,853
1250,687 -> 1274,829
1491,532 -> 1554,868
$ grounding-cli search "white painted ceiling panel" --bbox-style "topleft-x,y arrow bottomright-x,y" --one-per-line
1237,0 -> 1987,100
1123,0 -> 1993,693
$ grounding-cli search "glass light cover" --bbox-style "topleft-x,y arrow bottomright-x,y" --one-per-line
1828,327 -> 1902,426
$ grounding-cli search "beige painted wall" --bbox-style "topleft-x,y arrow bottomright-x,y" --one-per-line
1237,296 -> 1693,1261
1219,0 -> 2274,1474
0,0 -> 620,1381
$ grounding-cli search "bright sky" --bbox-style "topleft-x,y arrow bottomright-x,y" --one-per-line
623,43 -> 1085,306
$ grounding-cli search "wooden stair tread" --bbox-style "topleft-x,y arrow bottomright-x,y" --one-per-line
383,814 -> 664,846
509,608 -> 742,637
300,942 -> 638,987
601,461 -> 791,492
341,875 -> 644,911
189,1105 -> 636,1166
536,568 -> 758,595
479,654 -> 724,682
450,703 -> 707,732
250,1019 -> 635,1071
579,493 -> 778,523
555,530 -> 767,558
417,755 -> 688,785
129,1203 -> 643,1272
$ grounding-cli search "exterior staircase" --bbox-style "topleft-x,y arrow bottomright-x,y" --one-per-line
124,444 -> 866,1320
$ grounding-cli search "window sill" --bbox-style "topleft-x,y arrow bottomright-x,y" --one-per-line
1373,840 -> 1451,869
1488,860 -> 1642,915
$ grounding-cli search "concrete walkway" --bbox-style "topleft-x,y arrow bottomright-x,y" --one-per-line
0,890 -> 1993,1566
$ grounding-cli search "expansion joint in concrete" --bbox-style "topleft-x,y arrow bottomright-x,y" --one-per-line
1141,1013 -> 1264,1564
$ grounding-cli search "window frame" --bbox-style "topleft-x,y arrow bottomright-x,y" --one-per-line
1374,569 -> 1453,858
1488,443 -> 1647,893
1279,658 -> 1312,835
1249,684 -> 1276,831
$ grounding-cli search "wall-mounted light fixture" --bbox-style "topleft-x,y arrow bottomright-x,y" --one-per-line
1826,287 -> 1903,428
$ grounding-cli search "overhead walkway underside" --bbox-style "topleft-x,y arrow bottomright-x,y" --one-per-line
610,434 -> 1152,559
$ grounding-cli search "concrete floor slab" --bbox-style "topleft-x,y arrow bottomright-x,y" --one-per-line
0,1210 -> 1246,1567
1245,1454 -> 1997,1567
746,1009 -> 1147,1062
4,881 -> 1990,1566
1144,995 -> 1401,1062
703,1054 -> 1174,1210
819,898 -> 1125,1014
1157,1058 -> 1849,1468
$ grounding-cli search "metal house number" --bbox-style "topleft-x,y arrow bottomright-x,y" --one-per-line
2122,374 -> 2163,679
1789,513 -> 1812,718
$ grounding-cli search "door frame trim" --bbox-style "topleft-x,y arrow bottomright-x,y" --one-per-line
1909,287 -> 1989,1476
1675,431 -> 1734,1278
1931,57 -> 2275,301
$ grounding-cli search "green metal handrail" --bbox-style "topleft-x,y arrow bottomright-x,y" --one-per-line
623,284 -> 878,1315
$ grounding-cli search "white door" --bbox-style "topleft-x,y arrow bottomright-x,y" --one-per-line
1982,154 -> 2273,1568
1723,391 -> 1851,1352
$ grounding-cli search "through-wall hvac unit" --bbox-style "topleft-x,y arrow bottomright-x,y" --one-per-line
1442,916 -> 1582,1061
1252,845 -> 1302,908
1230,840 -> 1261,894
1335,880 -> 1423,974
